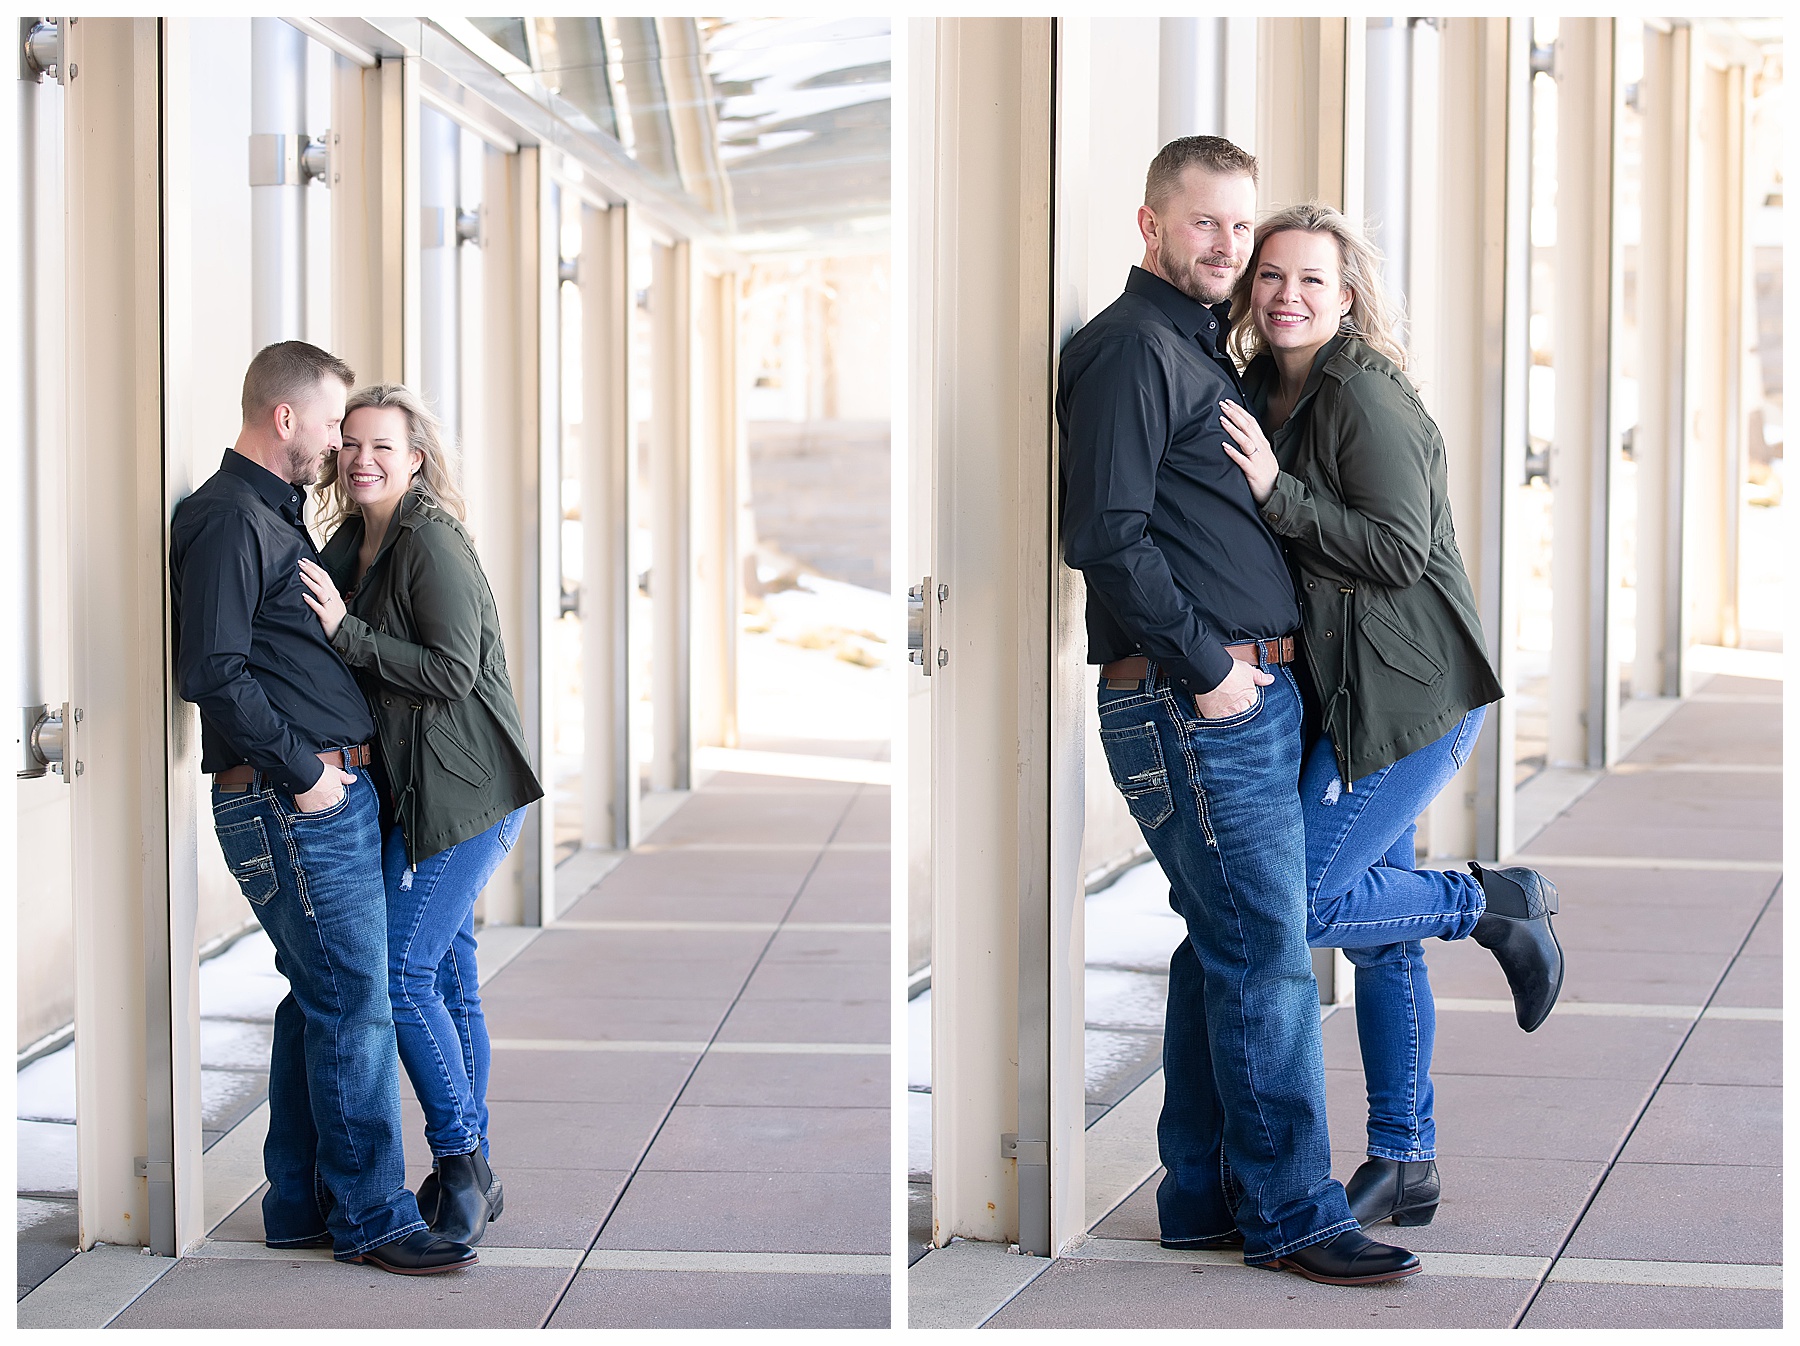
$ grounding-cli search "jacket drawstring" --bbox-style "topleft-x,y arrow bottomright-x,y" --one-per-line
1338,583 -> 1356,792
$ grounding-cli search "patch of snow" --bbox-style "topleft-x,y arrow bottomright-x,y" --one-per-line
907,989 -> 931,1091
1084,859 -> 1184,971
17,1048 -> 77,1124
1084,968 -> 1170,1031
18,1120 -> 77,1195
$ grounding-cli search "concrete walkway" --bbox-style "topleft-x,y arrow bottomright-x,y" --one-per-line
24,761 -> 890,1330
917,669 -> 1782,1329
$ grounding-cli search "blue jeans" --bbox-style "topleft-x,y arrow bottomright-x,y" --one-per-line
1303,707 -> 1489,1161
210,769 -> 425,1257
382,809 -> 523,1160
1097,661 -> 1357,1263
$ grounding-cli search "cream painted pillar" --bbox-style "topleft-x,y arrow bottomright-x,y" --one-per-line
1256,17 -> 1365,222
580,203 -> 633,850
689,260 -> 739,754
924,16 -> 1062,1257
649,240 -> 692,793
1634,23 -> 1692,700
61,16 -> 169,1252
1547,19 -> 1620,769
1416,18 -> 1533,863
329,53 -> 415,384
472,144 -> 546,924
1679,40 -> 1749,677
157,18 -> 211,1256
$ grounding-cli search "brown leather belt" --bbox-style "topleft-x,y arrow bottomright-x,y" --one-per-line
1101,637 -> 1296,684
214,744 -> 372,791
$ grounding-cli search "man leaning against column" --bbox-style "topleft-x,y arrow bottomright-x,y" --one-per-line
1056,137 -> 1419,1286
169,341 -> 476,1276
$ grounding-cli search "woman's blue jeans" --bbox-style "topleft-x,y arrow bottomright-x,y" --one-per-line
381,808 -> 524,1160
1302,707 -> 1489,1162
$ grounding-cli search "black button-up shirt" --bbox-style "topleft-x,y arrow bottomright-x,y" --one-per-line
169,450 -> 374,793
1057,267 -> 1301,693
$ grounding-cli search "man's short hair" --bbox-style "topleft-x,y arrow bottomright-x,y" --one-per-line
241,341 -> 355,424
1144,135 -> 1259,209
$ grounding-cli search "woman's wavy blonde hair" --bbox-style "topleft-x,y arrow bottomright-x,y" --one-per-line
316,382 -> 467,535
1227,201 -> 1409,370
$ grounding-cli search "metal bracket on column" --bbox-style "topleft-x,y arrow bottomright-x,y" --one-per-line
133,1156 -> 173,1184
21,702 -> 75,782
1000,1133 -> 1048,1166
21,17 -> 64,84
250,132 -> 331,187
907,576 -> 933,673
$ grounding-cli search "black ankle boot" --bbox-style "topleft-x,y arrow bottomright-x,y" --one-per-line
1469,861 -> 1564,1032
430,1148 -> 503,1246
1345,1157 -> 1441,1229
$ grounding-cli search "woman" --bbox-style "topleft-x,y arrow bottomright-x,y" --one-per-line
1217,203 -> 1563,1231
298,384 -> 543,1247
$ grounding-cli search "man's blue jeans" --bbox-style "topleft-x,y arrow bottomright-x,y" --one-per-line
381,809 -> 524,1160
210,769 -> 426,1257
1098,661 -> 1357,1263
1303,707 -> 1489,1162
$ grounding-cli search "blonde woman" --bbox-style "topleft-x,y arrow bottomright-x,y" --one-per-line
298,384 -> 542,1246
1218,204 -> 1562,1230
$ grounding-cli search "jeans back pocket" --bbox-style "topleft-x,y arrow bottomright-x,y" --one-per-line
1099,720 -> 1175,829
215,815 -> 278,905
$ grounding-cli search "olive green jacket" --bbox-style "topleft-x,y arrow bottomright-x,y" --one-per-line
1246,335 -> 1503,784
320,492 -> 543,864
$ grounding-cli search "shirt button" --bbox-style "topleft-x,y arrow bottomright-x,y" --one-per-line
1324,631 -> 1335,639
1306,580 -> 1316,590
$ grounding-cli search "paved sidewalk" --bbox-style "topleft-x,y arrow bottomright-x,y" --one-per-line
938,670 -> 1782,1329
34,762 -> 889,1330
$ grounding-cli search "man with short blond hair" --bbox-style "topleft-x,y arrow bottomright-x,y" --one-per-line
1056,137 -> 1419,1286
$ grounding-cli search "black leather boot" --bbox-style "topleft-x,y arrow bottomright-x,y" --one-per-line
1345,1157 -> 1441,1229
1469,861 -> 1564,1032
350,1229 -> 476,1275
429,1148 -> 504,1246
1262,1228 -> 1421,1285
415,1167 -> 440,1225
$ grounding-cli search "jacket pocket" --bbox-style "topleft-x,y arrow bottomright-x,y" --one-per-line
425,718 -> 494,788
1361,607 -> 1445,686
214,816 -> 278,906
1098,721 -> 1175,829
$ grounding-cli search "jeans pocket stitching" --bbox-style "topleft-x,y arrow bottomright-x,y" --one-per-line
215,816 -> 279,906
1188,681 -> 1266,730
1098,721 -> 1175,829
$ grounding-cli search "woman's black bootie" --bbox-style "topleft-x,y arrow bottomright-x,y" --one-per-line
1469,861 -> 1564,1032
1345,1157 -> 1441,1229
429,1148 -> 503,1246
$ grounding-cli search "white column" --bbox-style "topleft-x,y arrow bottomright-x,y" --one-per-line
649,240 -> 691,792
1547,19 -> 1618,768
580,204 -> 632,850
329,53 -> 415,385
1363,18 -> 1411,294
1256,17 -> 1365,220
1417,18 -> 1532,862
688,262 -> 738,755
418,104 -> 460,435
925,16 -> 1060,1255
62,16 -> 170,1251
1633,24 -> 1691,700
250,18 -> 307,348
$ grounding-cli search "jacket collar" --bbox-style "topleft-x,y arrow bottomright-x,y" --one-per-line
1243,332 -> 1354,422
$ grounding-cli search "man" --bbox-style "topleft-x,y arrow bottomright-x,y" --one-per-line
1057,137 -> 1418,1285
170,341 -> 475,1276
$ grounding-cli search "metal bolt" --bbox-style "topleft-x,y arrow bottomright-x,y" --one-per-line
73,761 -> 84,776
936,648 -> 948,668
937,583 -> 948,603
67,62 -> 76,78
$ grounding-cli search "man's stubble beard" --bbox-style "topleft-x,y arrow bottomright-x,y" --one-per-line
284,437 -> 323,487
1179,256 -> 1239,308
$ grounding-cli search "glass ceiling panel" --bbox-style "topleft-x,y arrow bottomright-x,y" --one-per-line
467,17 -> 889,251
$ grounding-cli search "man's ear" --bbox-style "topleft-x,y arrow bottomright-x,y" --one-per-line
272,402 -> 296,439
1137,204 -> 1159,252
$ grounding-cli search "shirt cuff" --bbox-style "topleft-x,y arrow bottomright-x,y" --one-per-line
278,747 -> 326,796
1171,640 -> 1238,696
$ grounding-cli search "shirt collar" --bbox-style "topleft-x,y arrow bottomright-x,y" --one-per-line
221,448 -> 307,522
1125,266 -> 1231,347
